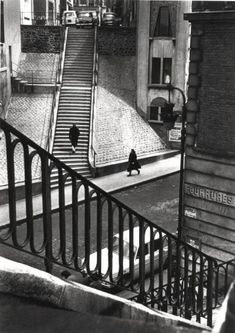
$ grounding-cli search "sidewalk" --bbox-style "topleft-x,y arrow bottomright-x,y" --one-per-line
0,154 -> 180,227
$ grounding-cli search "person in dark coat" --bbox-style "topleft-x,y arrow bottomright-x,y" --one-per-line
127,149 -> 141,176
69,124 -> 80,153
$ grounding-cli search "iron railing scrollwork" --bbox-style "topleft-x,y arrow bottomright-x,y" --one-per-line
0,118 -> 234,327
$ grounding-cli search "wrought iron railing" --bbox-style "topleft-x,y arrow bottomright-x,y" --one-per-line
0,118 -> 234,327
11,65 -> 56,86
21,11 -> 61,26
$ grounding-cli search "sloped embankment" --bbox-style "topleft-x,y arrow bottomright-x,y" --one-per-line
95,56 -> 166,166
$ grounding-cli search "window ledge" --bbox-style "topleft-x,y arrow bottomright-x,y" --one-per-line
148,120 -> 163,124
148,84 -> 170,89
149,36 -> 176,41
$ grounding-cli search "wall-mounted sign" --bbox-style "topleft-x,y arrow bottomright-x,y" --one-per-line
168,123 -> 182,142
185,207 -> 197,219
185,183 -> 235,207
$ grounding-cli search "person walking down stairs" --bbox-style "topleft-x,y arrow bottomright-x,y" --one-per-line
69,124 -> 80,154
127,149 -> 141,176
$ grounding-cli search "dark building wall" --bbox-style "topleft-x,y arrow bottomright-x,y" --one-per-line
97,28 -> 136,56
192,1 -> 235,11
34,0 -> 46,15
183,11 -> 235,262
21,26 -> 62,53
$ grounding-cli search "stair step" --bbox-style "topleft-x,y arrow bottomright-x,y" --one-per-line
50,26 -> 94,183
63,73 -> 92,77
58,106 -> 91,109
57,115 -> 90,119
59,99 -> 91,102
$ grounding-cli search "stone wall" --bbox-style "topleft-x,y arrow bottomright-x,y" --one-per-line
21,26 -> 62,53
183,11 -> 235,262
97,28 -> 136,56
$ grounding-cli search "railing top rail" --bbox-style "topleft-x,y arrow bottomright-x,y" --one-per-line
215,258 -> 235,268
0,117 -> 219,261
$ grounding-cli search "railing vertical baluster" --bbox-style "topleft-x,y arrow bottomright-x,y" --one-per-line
58,168 -> 66,263
72,176 -> 78,266
129,214 -> 134,287
207,259 -> 213,327
158,231 -> 163,309
214,263 -> 219,308
149,227 -> 155,308
173,238 -> 181,316
96,193 -> 102,275
84,184 -> 91,273
118,207 -> 124,284
41,154 -> 53,273
138,221 -> 145,303
24,144 -> 33,247
196,255 -> 204,323
184,247 -> 190,320
5,131 -> 17,244
108,199 -> 113,281
166,237 -> 173,306
191,252 -> 196,315
224,263 -> 229,294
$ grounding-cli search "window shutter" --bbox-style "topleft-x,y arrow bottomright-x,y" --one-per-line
169,3 -> 177,38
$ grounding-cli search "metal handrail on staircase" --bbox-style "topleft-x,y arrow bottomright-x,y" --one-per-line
1,118 -> 233,327
88,26 -> 98,176
46,27 -> 67,154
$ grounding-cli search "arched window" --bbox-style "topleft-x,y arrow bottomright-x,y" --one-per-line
149,97 -> 167,122
154,6 -> 172,37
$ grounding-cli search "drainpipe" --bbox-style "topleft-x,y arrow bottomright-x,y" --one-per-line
0,0 -> 5,43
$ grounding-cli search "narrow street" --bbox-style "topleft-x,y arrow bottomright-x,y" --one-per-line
114,173 -> 179,234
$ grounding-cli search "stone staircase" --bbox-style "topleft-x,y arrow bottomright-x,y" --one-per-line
51,28 -> 94,184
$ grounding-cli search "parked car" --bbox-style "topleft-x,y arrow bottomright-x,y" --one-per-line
102,12 -> 121,27
76,11 -> 96,28
82,226 -> 176,288
62,10 -> 77,26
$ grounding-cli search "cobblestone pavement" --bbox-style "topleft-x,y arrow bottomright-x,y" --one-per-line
95,87 -> 166,165
0,94 -> 53,186
95,56 -> 166,165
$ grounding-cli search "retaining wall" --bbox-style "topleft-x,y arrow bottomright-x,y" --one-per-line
21,26 -> 62,53
98,27 -> 136,56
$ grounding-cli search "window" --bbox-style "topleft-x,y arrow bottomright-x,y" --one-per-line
162,58 -> 172,83
0,43 -> 6,68
151,58 -> 161,84
150,106 -> 160,121
154,6 -> 172,37
151,57 -> 172,84
149,97 -> 168,123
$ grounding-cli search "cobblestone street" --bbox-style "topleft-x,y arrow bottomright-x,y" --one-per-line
0,94 -> 53,185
